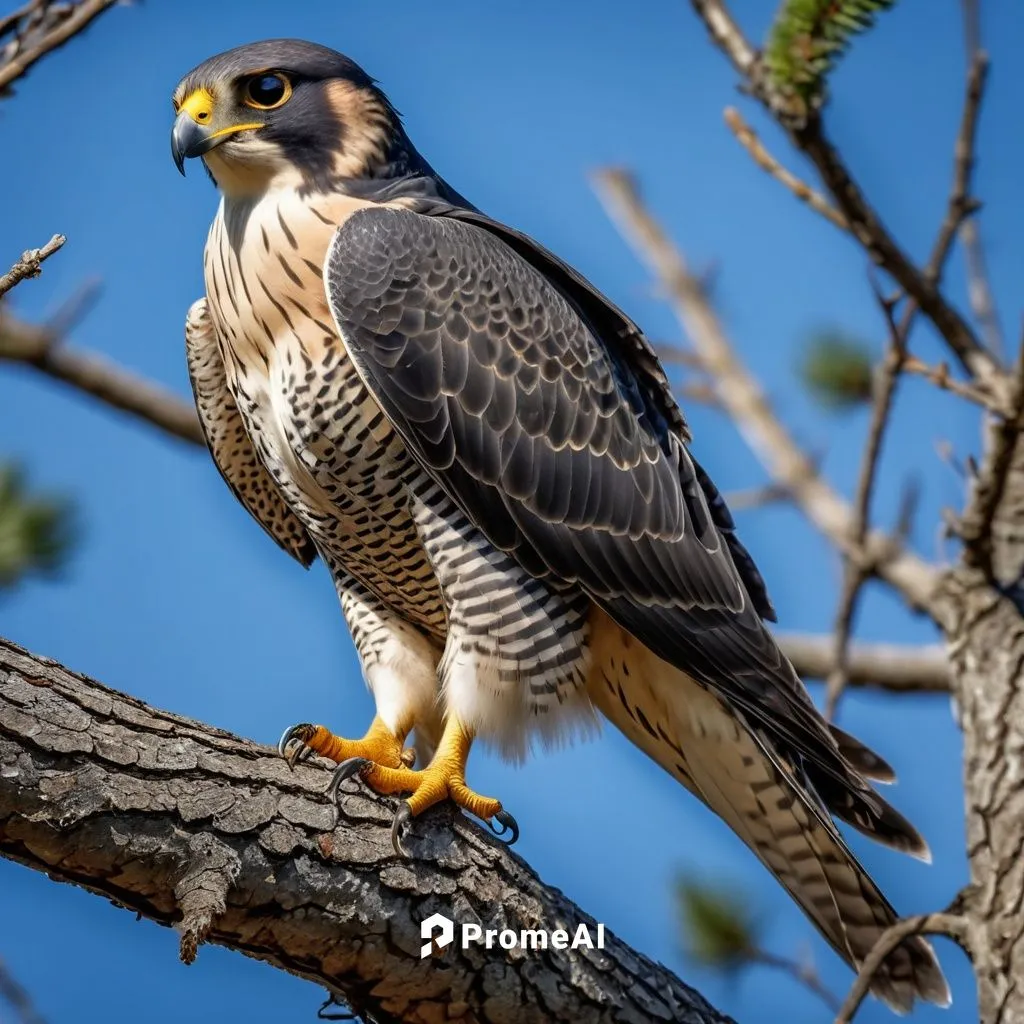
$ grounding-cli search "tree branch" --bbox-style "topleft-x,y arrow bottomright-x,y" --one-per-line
903,355 -> 1000,411
0,635 -> 732,1024
0,235 -> 65,299
956,0 -> 1005,359
0,311 -> 204,445
687,0 -> 1007,406
591,168 -> 942,617
723,108 -> 847,231
0,0 -> 123,96
778,634 -> 949,694
959,337 -> 1024,579
686,0 -> 756,76
748,947 -> 840,1014
833,912 -> 968,1024
824,283 -> 913,719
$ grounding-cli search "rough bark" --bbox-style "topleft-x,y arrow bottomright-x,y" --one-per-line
0,636 -> 731,1024
988,435 -> 1024,593
937,569 -> 1024,1024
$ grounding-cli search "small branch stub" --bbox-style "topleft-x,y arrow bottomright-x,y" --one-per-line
174,834 -> 240,965
0,235 -> 65,299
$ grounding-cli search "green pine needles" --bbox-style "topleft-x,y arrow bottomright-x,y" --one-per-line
0,464 -> 75,590
763,0 -> 897,120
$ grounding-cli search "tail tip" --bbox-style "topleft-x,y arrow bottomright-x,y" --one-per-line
873,935 -> 951,1014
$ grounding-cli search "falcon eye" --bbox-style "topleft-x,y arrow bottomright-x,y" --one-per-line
243,73 -> 292,110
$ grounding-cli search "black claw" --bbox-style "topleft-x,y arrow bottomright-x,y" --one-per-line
326,757 -> 371,800
391,803 -> 413,857
278,725 -> 302,758
489,810 -> 520,846
278,724 -> 316,769
285,745 -> 310,770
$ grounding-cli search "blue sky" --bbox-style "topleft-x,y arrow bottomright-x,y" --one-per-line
3,1 -> 1021,1020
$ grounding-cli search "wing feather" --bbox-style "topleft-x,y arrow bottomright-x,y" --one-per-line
324,209 -> 832,756
323,207 -> 924,855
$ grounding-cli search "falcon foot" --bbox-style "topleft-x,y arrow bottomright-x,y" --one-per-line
278,716 -> 415,771
324,716 -> 518,857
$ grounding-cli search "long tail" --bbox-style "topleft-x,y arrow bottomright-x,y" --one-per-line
587,612 -> 950,1014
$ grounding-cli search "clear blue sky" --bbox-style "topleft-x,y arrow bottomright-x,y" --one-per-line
3,1 -> 1021,1021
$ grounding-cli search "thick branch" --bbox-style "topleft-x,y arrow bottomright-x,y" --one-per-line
778,634 -> 949,693
0,635 -> 731,1024
592,169 -> 941,617
0,313 -> 204,445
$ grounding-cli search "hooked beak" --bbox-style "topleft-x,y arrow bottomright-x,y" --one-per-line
172,112 -> 218,175
171,112 -> 264,175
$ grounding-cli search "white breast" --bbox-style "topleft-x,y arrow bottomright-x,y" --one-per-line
202,188 -> 447,631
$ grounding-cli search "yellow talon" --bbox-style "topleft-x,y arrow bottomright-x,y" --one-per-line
278,715 -> 414,770
330,715 -> 518,854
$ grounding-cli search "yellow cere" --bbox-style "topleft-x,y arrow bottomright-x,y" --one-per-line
178,88 -> 215,124
177,86 -> 264,140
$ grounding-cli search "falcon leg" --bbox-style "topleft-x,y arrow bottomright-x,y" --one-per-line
278,715 -> 415,770
327,714 -> 518,856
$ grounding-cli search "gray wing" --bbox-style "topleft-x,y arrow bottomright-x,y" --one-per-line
185,298 -> 316,567
322,207 -> 915,843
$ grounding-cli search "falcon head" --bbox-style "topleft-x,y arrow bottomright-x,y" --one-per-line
171,39 -> 413,195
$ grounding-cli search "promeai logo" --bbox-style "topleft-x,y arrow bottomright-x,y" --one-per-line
420,912 -> 455,958
418,911 -> 605,958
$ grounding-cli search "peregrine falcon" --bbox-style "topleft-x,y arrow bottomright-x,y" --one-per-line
171,40 -> 948,1011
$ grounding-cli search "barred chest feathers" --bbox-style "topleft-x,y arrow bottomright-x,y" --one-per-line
201,188 -> 448,634
201,187 -> 598,755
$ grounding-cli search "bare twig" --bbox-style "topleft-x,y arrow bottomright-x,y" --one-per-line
0,0 -> 123,95
959,219 -> 1004,359
823,569 -> 864,719
820,38 -> 990,716
686,0 -> 756,76
904,355 -> 1001,411
0,957 -> 47,1024
929,52 -> 988,289
592,168 -> 941,615
833,913 -> 969,1024
793,95 -> 996,398
957,0 -> 1004,357
825,284 -> 911,719
724,108 -> 848,231
687,0 -> 1006,405
0,235 -> 64,299
749,947 -> 840,1013
0,312 -> 204,446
